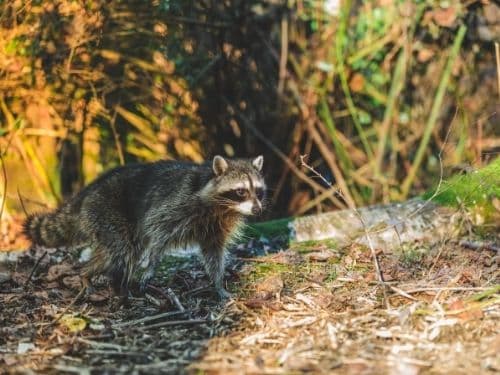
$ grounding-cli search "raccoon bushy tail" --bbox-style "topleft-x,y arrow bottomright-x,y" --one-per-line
23,206 -> 78,248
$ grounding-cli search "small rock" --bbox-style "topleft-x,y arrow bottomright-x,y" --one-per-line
0,270 -> 11,283
17,343 -> 35,354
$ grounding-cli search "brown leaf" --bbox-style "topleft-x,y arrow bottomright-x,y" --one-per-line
11,272 -> 27,285
417,48 -> 434,63
244,298 -> 281,310
314,292 -> 334,309
305,250 -> 337,262
448,300 -> 484,321
349,73 -> 365,93
255,275 -> 284,299
432,7 -> 457,28
47,264 -> 73,282
62,275 -> 82,290
88,290 -> 110,303
263,250 -> 303,265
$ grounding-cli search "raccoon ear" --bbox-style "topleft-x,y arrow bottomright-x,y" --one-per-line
252,155 -> 264,171
213,155 -> 228,176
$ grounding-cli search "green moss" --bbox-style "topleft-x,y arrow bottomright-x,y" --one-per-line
423,157 -> 500,213
290,238 -> 338,253
399,243 -> 428,267
156,255 -> 193,282
242,217 -> 292,240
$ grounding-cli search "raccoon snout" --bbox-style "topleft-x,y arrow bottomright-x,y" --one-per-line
251,201 -> 262,215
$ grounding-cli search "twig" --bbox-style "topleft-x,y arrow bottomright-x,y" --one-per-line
51,285 -> 87,325
388,285 -> 419,301
24,250 -> 48,288
112,309 -> 193,329
459,240 -> 500,253
225,99 -> 341,207
299,155 -> 390,309
139,318 -> 208,331
84,349 -> 150,357
147,284 -> 185,311
0,154 -> 7,222
166,287 -> 185,312
495,42 -> 500,99
401,286 -> 494,294
77,338 -> 129,351
277,15 -> 288,95
17,188 -> 29,217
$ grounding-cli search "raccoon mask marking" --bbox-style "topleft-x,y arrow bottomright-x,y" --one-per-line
201,155 -> 266,216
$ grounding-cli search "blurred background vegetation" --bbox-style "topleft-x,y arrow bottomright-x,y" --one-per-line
0,0 -> 499,232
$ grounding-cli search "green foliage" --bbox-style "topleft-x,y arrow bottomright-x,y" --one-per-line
423,158 -> 500,212
0,0 -> 497,219
243,218 -> 292,240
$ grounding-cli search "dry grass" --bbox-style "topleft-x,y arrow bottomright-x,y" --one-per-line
194,241 -> 499,374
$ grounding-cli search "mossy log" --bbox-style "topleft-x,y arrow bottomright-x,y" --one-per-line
285,198 -> 459,249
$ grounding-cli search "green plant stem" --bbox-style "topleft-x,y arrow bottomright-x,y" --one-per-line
401,24 -> 466,198
335,0 -> 373,160
374,48 -> 407,177
319,97 -> 353,172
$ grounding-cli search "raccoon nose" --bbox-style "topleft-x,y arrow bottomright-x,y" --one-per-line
251,201 -> 262,215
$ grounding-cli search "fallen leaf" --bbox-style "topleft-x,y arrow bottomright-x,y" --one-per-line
63,275 -> 82,290
305,250 -> 337,262
255,275 -> 284,299
432,7 -> 457,28
60,314 -> 87,333
417,48 -> 434,63
11,272 -> 27,285
267,250 -> 303,265
447,300 -> 484,321
349,73 -> 365,93
47,264 -> 74,281
88,290 -> 110,303
244,298 -> 281,310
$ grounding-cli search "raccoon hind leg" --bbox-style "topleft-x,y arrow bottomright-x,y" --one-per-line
82,243 -> 138,297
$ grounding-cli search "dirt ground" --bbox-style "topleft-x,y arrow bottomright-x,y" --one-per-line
0,213 -> 499,374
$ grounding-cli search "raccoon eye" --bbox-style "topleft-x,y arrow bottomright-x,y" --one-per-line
236,188 -> 248,197
255,188 -> 265,200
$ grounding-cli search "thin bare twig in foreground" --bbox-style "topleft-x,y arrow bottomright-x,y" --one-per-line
139,318 -> 208,331
0,154 -> 7,222
51,285 -> 87,325
112,309 -> 193,329
24,250 -> 48,288
147,284 -> 186,312
495,42 -> 500,99
300,155 -> 390,309
17,188 -> 29,217
459,240 -> 500,253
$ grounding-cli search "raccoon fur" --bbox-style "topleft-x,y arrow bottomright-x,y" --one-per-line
23,156 -> 266,298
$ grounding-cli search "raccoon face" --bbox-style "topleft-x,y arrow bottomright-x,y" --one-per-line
203,155 -> 266,216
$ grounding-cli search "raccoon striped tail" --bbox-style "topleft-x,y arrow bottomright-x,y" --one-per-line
23,209 -> 77,248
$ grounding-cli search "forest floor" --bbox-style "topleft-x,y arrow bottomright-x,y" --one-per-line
0,212 -> 499,374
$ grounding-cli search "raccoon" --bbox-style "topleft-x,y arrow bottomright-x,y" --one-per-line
23,156 -> 266,299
